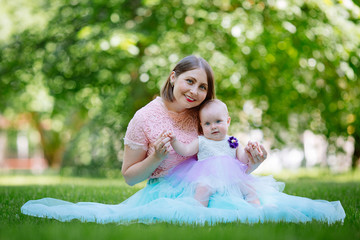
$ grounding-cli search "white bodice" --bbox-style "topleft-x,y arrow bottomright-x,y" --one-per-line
197,136 -> 236,161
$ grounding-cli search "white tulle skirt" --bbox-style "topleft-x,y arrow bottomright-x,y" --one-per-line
21,156 -> 345,225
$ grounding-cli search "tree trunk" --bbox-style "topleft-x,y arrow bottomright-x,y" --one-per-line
30,112 -> 62,168
352,133 -> 360,169
30,110 -> 87,168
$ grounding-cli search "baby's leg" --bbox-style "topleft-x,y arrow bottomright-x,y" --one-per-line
194,184 -> 213,207
246,192 -> 261,205
241,184 -> 260,205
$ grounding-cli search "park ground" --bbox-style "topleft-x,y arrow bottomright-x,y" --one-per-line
0,169 -> 359,240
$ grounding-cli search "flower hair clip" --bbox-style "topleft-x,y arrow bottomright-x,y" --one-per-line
228,136 -> 239,149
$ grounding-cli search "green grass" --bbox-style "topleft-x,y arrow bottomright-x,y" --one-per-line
0,170 -> 359,240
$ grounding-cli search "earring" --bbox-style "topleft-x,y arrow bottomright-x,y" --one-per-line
170,82 -> 174,87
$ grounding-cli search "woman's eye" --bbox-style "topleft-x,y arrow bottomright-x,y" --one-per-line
216,120 -> 221,123
205,122 -> 210,126
186,79 -> 193,84
199,85 -> 207,90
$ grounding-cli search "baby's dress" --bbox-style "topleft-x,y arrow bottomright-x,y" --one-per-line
21,97 -> 345,225
164,136 -> 346,224
164,136 -> 259,201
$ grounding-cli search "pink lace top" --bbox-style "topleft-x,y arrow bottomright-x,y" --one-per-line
124,97 -> 199,178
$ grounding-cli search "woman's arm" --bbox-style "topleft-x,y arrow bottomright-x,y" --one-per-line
122,134 -> 171,186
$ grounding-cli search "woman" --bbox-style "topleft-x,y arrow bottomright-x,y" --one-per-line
21,55 -> 267,224
122,55 -> 265,186
120,62 -> 344,224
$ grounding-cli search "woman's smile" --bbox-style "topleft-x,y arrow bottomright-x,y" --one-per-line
185,95 -> 196,102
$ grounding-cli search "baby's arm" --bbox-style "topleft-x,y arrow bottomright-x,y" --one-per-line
165,131 -> 199,157
236,145 -> 250,165
236,141 -> 265,173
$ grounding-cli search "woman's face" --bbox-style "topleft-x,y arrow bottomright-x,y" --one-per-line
171,68 -> 208,110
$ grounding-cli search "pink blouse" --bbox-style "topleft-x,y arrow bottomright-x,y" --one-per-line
124,97 -> 199,178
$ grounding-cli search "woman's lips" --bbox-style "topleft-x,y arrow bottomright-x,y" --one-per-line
185,95 -> 195,102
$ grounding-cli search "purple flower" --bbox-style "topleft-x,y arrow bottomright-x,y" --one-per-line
228,136 -> 239,149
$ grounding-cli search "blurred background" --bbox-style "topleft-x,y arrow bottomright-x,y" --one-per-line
0,0 -> 359,177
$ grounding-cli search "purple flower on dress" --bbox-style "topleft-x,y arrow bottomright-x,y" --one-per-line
228,136 -> 239,148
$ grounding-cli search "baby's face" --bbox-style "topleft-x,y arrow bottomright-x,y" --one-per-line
200,103 -> 230,141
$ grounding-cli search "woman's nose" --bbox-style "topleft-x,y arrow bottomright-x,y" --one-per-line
189,86 -> 197,95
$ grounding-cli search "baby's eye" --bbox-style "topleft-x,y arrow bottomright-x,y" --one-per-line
205,122 -> 210,126
216,120 -> 222,123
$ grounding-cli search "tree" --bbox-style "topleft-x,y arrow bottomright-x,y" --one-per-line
0,0 -> 359,172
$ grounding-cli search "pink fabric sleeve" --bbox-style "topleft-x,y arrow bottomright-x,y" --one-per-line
124,111 -> 148,151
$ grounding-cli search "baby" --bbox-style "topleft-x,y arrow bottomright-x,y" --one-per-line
165,99 -> 264,207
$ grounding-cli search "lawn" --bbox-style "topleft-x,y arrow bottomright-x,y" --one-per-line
0,170 -> 359,240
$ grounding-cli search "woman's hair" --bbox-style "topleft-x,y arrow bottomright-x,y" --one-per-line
161,55 -> 215,103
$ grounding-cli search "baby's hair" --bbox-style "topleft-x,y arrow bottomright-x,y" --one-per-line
161,55 -> 215,103
199,99 -> 229,115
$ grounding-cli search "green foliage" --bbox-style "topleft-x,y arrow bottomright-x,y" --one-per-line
0,0 -> 359,173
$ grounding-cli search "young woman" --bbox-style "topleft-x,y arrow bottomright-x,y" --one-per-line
24,56 -> 342,225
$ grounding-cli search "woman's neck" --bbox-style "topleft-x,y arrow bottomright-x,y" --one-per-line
162,97 -> 187,113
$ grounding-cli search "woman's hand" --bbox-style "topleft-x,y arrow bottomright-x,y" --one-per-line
151,131 -> 172,161
163,130 -> 176,143
244,141 -> 267,171
122,131 -> 172,186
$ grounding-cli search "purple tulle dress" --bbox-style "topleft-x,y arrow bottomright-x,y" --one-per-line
161,136 -> 345,223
